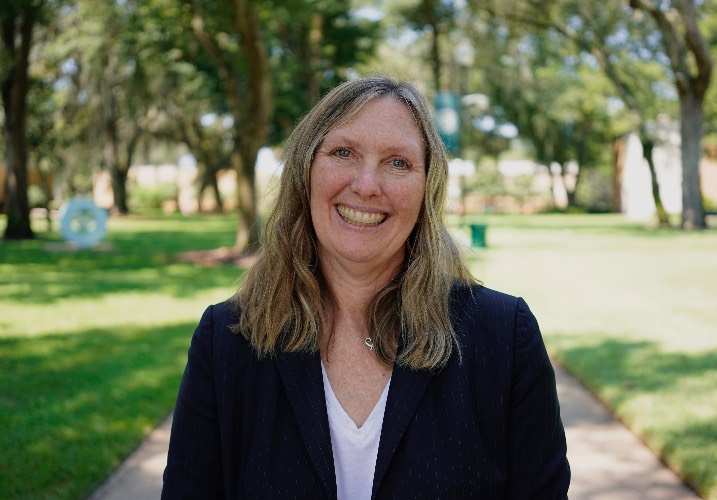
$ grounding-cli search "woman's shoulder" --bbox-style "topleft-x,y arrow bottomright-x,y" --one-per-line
192,298 -> 238,334
203,298 -> 240,325
449,281 -> 537,347
450,281 -> 522,313
192,298 -> 252,354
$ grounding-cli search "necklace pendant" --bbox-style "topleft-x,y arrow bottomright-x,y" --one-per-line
364,337 -> 374,351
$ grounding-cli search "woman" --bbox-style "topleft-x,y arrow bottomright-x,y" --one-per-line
163,76 -> 570,499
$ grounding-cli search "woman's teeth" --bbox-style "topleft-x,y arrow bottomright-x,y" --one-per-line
337,205 -> 386,226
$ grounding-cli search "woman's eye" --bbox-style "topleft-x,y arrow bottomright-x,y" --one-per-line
391,158 -> 408,169
333,148 -> 351,158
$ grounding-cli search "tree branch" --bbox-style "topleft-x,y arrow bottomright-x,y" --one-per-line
232,0 -> 271,157
486,3 -> 643,124
679,0 -> 713,98
184,0 -> 243,114
628,0 -> 691,94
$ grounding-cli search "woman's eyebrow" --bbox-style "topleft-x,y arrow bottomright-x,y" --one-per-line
325,131 -> 423,156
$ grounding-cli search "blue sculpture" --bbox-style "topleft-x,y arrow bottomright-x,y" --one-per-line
58,196 -> 108,248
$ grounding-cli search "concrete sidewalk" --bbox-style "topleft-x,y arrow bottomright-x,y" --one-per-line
88,363 -> 700,499
553,364 -> 698,499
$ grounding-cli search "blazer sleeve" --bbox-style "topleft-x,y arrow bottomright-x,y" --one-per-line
506,298 -> 570,499
162,305 -> 224,499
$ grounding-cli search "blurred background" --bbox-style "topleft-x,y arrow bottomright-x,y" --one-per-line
1,0 -> 716,498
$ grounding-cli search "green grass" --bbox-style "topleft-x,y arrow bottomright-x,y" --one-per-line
0,214 -> 241,499
2,212 -> 716,498
454,213 -> 717,499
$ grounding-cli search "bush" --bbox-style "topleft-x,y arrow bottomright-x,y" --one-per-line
27,185 -> 49,208
704,196 -> 717,214
575,166 -> 615,213
128,183 -> 178,211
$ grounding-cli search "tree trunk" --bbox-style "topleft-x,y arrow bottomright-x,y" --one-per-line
210,171 -> 223,212
612,138 -> 624,212
564,167 -> 580,209
234,147 -> 260,251
101,72 -> 130,214
1,6 -> 37,240
2,85 -> 34,239
197,167 -> 224,213
110,166 -> 129,214
562,168 -> 577,209
679,92 -> 706,229
422,0 -> 442,91
306,12 -> 323,104
549,163 -> 561,209
232,0 -> 271,251
186,0 -> 271,252
629,0 -> 711,229
640,136 -> 670,227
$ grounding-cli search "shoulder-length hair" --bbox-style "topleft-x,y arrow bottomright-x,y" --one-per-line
232,76 -> 475,371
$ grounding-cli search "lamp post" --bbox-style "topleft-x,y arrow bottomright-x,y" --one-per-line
453,39 -> 475,157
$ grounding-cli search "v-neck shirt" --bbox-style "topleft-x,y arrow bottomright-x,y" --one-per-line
321,363 -> 391,500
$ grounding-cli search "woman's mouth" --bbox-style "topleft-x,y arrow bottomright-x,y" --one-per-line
337,205 -> 386,227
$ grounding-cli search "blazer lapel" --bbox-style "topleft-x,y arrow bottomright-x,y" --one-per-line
276,351 -> 337,499
371,360 -> 432,496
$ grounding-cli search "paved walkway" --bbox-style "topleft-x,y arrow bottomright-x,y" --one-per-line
88,363 -> 700,499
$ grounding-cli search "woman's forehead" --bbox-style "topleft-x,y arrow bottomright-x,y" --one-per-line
330,96 -> 424,138
323,99 -> 424,151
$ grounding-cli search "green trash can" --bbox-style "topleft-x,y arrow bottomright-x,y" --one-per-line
470,223 -> 487,248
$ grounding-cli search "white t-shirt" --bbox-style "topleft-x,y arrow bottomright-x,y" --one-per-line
321,364 -> 391,500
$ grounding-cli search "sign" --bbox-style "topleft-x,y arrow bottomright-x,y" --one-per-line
434,91 -> 461,153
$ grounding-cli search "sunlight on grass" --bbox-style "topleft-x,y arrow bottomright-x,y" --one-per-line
3,290 -> 235,338
0,214 -> 241,499
459,214 -> 717,498
2,213 -> 716,498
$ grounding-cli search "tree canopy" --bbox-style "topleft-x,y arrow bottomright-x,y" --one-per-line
2,0 -> 715,243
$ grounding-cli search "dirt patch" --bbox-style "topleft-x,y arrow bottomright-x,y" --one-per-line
175,247 -> 260,267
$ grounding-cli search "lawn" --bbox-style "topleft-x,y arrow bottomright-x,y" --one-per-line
0,214 -> 241,499
455,213 -> 717,499
1,212 -> 715,499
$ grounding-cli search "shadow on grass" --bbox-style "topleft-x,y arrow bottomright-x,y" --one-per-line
0,321 -> 198,499
453,213 -> 717,238
551,335 -> 717,498
661,420 -> 717,498
0,221 -> 245,304
552,337 -> 717,401
1,261 -> 243,304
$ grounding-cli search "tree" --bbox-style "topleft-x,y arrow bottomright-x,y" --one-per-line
386,0 -> 457,92
628,0 -> 712,229
183,0 -> 271,251
180,0 -> 380,251
485,0 -> 712,228
540,1 -> 680,224
41,0 -> 154,214
265,0 -> 381,141
85,0 -> 147,214
1,0 -> 44,240
471,16 -> 624,209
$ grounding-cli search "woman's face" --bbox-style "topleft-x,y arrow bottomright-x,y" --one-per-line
310,96 -> 426,275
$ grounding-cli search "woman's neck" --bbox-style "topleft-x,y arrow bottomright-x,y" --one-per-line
320,259 -> 401,320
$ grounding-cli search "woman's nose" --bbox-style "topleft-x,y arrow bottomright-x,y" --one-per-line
351,162 -> 381,197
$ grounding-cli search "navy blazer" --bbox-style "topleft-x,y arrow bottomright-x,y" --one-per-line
162,284 -> 570,499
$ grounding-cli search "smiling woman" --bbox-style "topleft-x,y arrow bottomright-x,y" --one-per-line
310,97 -> 426,281
236,77 -> 467,370
162,77 -> 570,499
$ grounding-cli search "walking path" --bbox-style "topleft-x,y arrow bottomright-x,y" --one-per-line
88,362 -> 699,499
553,364 -> 698,499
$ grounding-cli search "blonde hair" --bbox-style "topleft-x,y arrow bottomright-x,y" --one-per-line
233,76 -> 475,371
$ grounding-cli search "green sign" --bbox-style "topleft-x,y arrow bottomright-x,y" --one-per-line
434,91 -> 460,153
